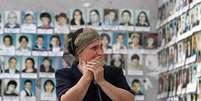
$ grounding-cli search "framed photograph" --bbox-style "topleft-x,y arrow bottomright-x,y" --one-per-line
119,9 -> 134,26
21,57 -> 38,78
87,9 -> 102,26
100,32 -> 112,53
3,56 -> 21,75
109,54 -> 127,74
128,32 -> 143,49
112,32 -> 128,53
40,78 -> 56,101
15,34 -> 32,56
54,12 -> 70,34
0,12 -> 3,34
0,34 -> 16,55
4,11 -> 20,33
3,79 -> 20,101
37,11 -> 54,34
21,11 -> 37,33
20,79 -> 36,100
103,9 -> 119,26
144,33 -> 158,49
127,52 -> 144,75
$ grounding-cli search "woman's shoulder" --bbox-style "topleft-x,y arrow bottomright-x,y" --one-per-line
55,68 -> 74,78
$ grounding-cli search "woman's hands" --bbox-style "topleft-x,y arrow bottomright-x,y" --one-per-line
79,56 -> 105,84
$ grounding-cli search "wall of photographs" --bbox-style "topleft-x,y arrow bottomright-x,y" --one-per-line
157,0 -> 201,101
0,8 -> 160,101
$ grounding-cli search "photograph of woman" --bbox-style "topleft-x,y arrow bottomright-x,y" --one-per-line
22,57 -> 37,73
40,57 -> 55,73
128,32 -> 142,49
41,79 -> 56,98
55,12 -> 70,33
100,32 -> 112,52
70,9 -> 85,25
48,35 -> 63,52
119,9 -> 133,26
87,9 -> 102,26
135,10 -> 150,27
21,11 -> 37,33
4,79 -> 19,96
0,34 -> 15,55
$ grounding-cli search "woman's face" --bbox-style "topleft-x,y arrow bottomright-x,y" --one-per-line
132,37 -> 140,45
26,60 -> 33,68
147,38 -> 154,45
25,15 -> 33,24
20,38 -> 28,47
45,82 -> 53,93
122,12 -> 130,23
139,13 -> 146,23
102,36 -> 109,46
109,11 -> 116,21
43,59 -> 50,67
90,11 -> 99,23
41,17 -> 50,26
57,16 -> 67,26
8,84 -> 16,92
116,35 -> 124,44
74,11 -> 81,21
4,37 -> 11,46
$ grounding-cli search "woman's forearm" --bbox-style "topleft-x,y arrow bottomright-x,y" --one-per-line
61,73 -> 92,101
98,80 -> 134,101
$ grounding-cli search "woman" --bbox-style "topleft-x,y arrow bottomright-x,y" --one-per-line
40,57 -> 55,73
100,33 -> 112,51
70,9 -> 85,25
38,12 -> 53,29
22,57 -> 37,73
4,80 -> 18,96
88,9 -> 102,26
119,10 -> 133,26
135,11 -> 150,27
0,35 -> 15,54
43,79 -> 55,97
55,28 -> 134,101
129,33 -> 142,49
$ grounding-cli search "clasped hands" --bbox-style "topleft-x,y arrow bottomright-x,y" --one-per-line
79,56 -> 105,84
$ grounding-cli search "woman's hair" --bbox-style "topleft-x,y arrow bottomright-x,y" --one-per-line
3,35 -> 13,45
71,9 -> 85,25
7,80 -> 17,89
55,13 -> 69,24
121,10 -> 131,17
101,33 -> 111,43
25,57 -> 35,69
137,11 -> 150,26
89,9 -> 100,22
19,35 -> 29,43
43,79 -> 55,92
40,12 -> 52,24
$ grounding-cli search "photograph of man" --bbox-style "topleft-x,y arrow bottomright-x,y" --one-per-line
4,11 -> 20,29
70,9 -> 85,25
20,79 -> 35,97
119,10 -> 133,26
4,79 -> 19,96
100,32 -> 112,52
87,9 -> 102,26
55,12 -> 69,33
0,34 -> 15,55
48,35 -> 63,52
33,35 -> 46,51
112,33 -> 127,51
131,79 -> 144,95
5,57 -> 19,73
55,28 -> 134,101
21,12 -> 37,33
128,54 -> 144,71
